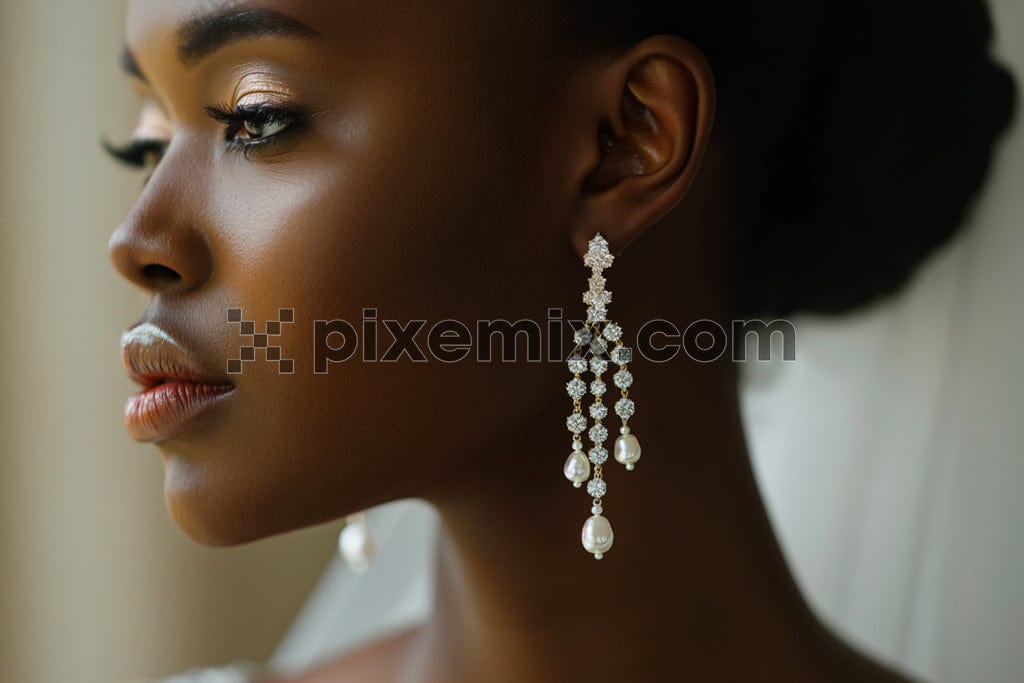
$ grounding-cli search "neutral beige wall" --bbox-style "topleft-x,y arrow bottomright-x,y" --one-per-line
0,2 -> 343,681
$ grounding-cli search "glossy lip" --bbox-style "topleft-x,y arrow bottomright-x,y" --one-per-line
120,322 -> 235,443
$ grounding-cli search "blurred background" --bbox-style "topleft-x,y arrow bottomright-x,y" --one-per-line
0,2 -> 344,681
0,1 -> 1021,682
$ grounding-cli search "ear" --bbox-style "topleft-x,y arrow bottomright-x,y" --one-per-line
569,34 -> 716,259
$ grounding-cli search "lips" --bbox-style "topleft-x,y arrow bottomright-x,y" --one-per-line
120,322 -> 234,442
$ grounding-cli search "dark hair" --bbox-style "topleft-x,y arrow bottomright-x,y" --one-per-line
563,1 -> 1017,316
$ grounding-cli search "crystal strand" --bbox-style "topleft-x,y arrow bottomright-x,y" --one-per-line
563,347 -> 590,488
586,351 -> 608,500
579,235 -> 616,560
611,336 -> 641,471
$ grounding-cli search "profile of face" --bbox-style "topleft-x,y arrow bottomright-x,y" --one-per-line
109,1 -> 718,545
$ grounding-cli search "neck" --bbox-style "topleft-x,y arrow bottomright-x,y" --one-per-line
411,356 -> 842,682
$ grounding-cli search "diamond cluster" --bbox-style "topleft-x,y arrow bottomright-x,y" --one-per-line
583,235 -> 614,323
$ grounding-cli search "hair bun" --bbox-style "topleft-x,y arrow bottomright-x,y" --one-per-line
720,1 -> 1019,315
574,0 -> 1018,316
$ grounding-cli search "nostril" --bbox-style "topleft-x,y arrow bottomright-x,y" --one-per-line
142,263 -> 182,286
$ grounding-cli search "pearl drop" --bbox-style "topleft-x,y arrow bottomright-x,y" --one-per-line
626,463 -> 635,471
620,425 -> 630,435
594,552 -> 603,560
614,433 -> 641,466
581,514 -> 614,556
591,504 -> 603,515
564,451 -> 590,485
572,439 -> 583,451
338,515 -> 375,574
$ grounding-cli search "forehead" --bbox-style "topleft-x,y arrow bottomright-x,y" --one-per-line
125,0 -> 552,60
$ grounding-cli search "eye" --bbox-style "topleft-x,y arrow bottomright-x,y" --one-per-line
238,116 -> 289,141
104,97 -> 173,174
102,138 -> 168,171
203,102 -> 306,151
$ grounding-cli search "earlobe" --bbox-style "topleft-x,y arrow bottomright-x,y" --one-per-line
571,34 -> 716,259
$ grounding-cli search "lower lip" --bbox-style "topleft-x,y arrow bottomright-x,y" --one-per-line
124,381 -> 234,442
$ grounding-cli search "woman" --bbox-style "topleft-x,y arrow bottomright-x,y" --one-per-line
106,0 -> 1016,681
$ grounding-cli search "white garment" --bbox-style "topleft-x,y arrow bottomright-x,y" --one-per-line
140,664 -> 260,683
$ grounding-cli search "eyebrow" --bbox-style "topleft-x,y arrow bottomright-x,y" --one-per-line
177,7 -> 321,66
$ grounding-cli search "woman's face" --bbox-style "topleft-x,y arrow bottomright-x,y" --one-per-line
111,0 -> 588,543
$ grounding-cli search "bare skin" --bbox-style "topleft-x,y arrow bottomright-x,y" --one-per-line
111,1 -> 914,681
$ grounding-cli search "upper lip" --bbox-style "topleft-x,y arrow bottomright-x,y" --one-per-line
121,322 -> 233,390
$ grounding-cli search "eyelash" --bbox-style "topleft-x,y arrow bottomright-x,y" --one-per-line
103,101 -> 307,171
103,138 -> 167,169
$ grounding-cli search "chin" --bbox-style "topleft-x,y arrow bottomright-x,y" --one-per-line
160,451 -> 287,547
158,442 -> 362,547
164,485 -> 260,547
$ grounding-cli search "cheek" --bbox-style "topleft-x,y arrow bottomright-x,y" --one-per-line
165,66 -> 569,543
164,133 -> 552,540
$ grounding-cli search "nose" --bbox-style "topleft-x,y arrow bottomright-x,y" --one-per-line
108,174 -> 214,295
